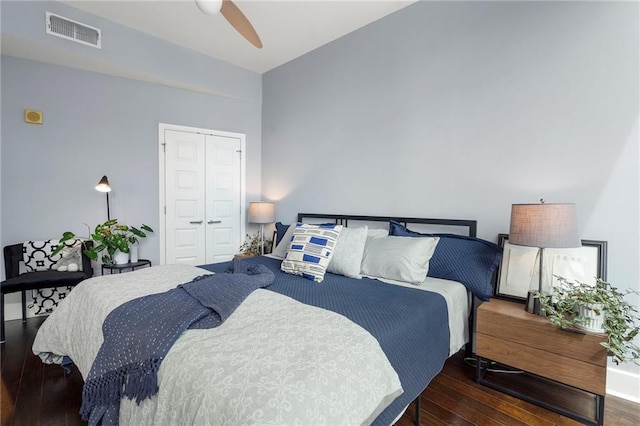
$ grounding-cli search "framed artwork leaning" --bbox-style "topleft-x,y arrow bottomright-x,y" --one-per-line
494,234 -> 608,302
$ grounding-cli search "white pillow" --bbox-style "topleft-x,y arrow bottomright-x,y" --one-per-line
366,228 -> 388,241
327,226 -> 368,279
361,236 -> 440,284
281,224 -> 343,283
271,224 -> 296,259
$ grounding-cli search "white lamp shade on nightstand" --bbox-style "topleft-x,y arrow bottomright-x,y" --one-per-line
248,202 -> 275,224
248,202 -> 275,256
509,202 -> 580,248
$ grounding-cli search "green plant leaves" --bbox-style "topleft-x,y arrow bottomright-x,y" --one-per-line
55,219 -> 153,265
239,232 -> 273,256
538,276 -> 640,365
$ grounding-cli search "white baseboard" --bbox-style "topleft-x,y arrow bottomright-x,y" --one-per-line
3,300 -> 33,321
3,297 -> 45,321
607,366 -> 640,403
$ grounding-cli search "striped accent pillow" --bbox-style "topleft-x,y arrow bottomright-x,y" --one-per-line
281,223 -> 343,283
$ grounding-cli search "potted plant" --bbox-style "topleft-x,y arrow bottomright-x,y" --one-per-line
53,219 -> 153,265
537,276 -> 640,365
239,232 -> 273,257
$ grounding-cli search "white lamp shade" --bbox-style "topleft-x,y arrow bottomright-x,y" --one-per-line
248,202 -> 275,224
95,175 -> 111,193
509,203 -> 580,248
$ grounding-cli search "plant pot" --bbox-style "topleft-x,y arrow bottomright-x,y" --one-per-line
113,250 -> 130,265
130,244 -> 139,263
576,303 -> 605,333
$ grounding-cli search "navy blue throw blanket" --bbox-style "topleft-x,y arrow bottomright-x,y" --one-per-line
202,257 -> 450,426
81,260 -> 274,426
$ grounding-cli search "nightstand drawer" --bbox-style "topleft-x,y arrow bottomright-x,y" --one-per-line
477,305 -> 607,365
476,333 -> 606,395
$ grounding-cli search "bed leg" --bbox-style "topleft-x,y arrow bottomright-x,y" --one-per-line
414,395 -> 421,425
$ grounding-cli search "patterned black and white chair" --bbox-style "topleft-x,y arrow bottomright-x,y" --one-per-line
1,240 -> 93,342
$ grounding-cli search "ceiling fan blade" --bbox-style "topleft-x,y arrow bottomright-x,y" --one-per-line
220,0 -> 263,48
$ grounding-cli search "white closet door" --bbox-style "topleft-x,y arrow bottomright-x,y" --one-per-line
162,127 -> 243,266
205,135 -> 242,264
165,130 -> 207,265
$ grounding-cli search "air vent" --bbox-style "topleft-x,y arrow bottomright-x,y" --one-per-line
46,12 -> 101,49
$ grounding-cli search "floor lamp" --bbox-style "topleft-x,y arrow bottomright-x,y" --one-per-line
508,200 -> 580,315
95,175 -> 112,220
248,202 -> 275,255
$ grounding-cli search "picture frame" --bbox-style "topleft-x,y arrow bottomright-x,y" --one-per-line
494,234 -> 607,302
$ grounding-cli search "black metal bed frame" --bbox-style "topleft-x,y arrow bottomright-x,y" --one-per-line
296,213 -> 482,426
297,213 -> 477,237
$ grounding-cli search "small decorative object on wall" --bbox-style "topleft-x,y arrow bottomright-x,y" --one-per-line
495,233 -> 607,302
24,109 -> 43,124
53,219 -> 153,266
537,276 -> 640,365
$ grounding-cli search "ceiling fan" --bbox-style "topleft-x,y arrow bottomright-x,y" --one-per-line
195,0 -> 263,48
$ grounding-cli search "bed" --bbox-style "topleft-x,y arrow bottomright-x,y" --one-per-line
32,213 -> 502,425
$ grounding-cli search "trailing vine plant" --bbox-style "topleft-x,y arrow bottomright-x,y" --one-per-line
537,276 -> 640,365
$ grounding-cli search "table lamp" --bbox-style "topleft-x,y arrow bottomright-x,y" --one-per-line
248,202 -> 275,255
509,199 -> 580,314
95,175 -> 112,220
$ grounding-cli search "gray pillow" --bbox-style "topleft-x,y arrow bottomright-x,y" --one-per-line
361,235 -> 440,284
327,226 -> 368,279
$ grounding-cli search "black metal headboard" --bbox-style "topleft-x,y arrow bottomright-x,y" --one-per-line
297,213 -> 477,237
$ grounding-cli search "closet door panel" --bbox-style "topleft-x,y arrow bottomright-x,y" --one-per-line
164,130 -> 207,265
205,135 -> 242,264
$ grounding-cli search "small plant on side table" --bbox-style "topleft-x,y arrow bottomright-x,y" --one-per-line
53,219 -> 153,265
239,232 -> 273,257
537,276 -> 640,365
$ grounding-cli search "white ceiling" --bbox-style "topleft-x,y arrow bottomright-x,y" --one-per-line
61,0 -> 415,74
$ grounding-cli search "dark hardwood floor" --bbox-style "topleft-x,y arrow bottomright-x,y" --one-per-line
2,316 -> 639,425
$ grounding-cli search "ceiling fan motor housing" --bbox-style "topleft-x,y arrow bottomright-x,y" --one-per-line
195,0 -> 223,15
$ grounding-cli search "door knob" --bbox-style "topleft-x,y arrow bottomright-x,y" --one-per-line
208,220 -> 222,224
190,220 -> 203,224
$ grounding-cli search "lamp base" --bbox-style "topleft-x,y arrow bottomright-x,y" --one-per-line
525,290 -> 547,316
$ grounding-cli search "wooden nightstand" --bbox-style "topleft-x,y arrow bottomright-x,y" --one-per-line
475,298 -> 607,426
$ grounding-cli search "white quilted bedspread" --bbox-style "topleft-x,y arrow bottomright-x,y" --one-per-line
33,264 -> 402,425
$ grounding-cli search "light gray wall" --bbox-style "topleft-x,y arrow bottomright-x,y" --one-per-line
1,1 -> 262,316
263,0 -> 639,379
2,56 -> 262,252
